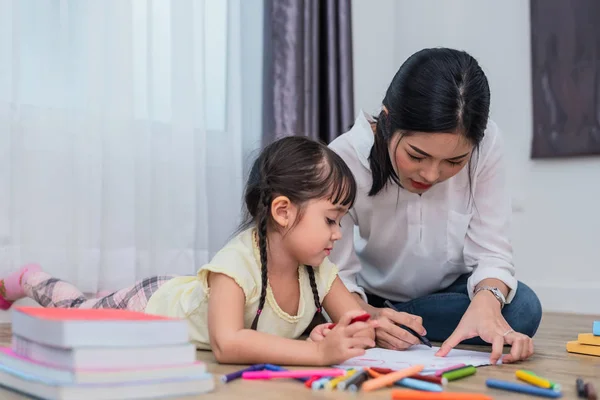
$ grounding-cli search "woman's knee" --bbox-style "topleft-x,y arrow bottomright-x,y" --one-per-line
504,282 -> 542,337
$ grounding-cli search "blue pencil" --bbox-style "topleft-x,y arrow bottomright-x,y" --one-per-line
221,364 -> 266,383
311,376 -> 332,390
486,379 -> 562,398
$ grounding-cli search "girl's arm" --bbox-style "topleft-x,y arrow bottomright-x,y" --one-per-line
207,271 -> 373,365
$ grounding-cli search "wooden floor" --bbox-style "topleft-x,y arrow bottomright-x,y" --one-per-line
0,312 -> 598,399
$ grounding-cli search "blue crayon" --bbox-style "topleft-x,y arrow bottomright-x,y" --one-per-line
221,364 -> 266,383
311,376 -> 332,390
395,377 -> 443,392
486,379 -> 562,398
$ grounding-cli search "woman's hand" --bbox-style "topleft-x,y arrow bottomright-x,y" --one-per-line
371,307 -> 427,350
315,310 -> 378,365
435,290 -> 534,364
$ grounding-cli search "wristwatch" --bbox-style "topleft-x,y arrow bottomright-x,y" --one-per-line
474,286 -> 506,309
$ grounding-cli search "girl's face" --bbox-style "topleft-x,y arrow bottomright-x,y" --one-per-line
281,199 -> 347,267
389,131 -> 474,193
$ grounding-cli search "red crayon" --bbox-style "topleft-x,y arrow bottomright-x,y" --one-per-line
304,376 -> 321,388
411,374 -> 448,386
328,313 -> 371,329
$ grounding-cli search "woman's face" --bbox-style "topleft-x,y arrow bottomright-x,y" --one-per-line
389,131 -> 474,193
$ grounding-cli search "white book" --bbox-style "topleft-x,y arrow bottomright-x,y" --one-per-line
0,347 -> 206,385
11,307 -> 189,348
0,363 -> 214,400
12,336 -> 197,370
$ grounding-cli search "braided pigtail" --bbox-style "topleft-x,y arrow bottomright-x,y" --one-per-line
250,187 -> 271,330
306,266 -> 322,315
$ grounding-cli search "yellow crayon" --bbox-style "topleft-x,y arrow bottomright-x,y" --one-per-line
519,370 -> 561,391
516,370 -> 552,389
325,368 -> 357,390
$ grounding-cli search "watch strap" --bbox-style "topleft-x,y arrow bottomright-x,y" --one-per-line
474,286 -> 506,309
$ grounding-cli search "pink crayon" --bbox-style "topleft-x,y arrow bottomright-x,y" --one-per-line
434,363 -> 466,377
242,368 -> 346,380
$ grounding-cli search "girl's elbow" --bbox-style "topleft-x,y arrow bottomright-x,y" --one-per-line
212,345 -> 232,364
213,348 -> 231,364
211,338 -> 241,364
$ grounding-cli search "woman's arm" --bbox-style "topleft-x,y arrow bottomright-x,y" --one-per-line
436,125 -> 533,364
207,272 -> 374,366
463,124 -> 517,302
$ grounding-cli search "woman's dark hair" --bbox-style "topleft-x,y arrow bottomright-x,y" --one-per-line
240,136 -> 357,330
369,47 -> 491,196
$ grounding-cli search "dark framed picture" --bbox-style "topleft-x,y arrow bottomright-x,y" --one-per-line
530,0 -> 600,158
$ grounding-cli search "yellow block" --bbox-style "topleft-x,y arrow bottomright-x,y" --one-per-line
567,341 -> 600,357
577,333 -> 600,346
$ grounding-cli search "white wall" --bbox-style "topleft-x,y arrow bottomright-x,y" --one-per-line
352,0 -> 600,314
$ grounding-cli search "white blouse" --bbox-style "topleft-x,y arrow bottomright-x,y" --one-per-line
328,111 -> 517,304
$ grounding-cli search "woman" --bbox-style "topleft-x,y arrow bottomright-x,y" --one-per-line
328,47 -> 542,364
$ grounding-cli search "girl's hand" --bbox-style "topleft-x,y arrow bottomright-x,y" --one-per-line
371,307 -> 426,350
316,310 -> 378,365
435,290 -> 534,364
308,323 -> 332,342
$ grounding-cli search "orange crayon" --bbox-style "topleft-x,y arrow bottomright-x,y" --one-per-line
392,390 -> 493,400
362,365 -> 424,392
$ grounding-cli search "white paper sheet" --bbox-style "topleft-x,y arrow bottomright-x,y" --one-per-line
336,345 -> 495,372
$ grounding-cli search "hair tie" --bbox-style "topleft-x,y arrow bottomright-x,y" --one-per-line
256,309 -> 262,315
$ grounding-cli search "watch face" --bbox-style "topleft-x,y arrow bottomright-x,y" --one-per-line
492,289 -> 506,303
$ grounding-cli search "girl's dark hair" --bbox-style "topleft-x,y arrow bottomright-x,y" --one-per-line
240,136 -> 357,330
369,47 -> 491,196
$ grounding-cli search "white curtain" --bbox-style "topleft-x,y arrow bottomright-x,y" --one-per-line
0,0 -> 260,293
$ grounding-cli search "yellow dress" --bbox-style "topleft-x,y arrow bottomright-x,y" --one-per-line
145,228 -> 339,349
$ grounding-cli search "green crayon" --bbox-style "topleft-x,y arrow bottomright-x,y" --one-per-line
442,365 -> 476,381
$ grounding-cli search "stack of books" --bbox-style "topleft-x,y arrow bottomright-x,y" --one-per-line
0,306 -> 214,399
566,320 -> 600,357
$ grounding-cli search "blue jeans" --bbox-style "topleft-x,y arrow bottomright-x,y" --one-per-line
365,274 -> 543,345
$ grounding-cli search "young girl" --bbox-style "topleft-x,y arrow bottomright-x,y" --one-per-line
0,136 -> 377,366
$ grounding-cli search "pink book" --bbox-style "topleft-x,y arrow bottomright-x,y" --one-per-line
14,307 -> 174,321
